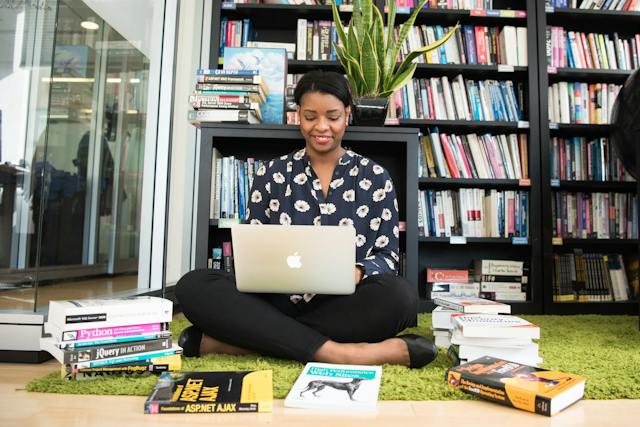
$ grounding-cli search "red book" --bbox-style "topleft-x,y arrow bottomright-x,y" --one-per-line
427,269 -> 469,284
440,134 -> 461,178
474,26 -> 488,64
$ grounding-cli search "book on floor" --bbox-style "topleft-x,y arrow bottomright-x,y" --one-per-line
144,370 -> 273,414
446,356 -> 585,416
46,297 -> 173,330
284,362 -> 382,411
452,313 -> 540,340
433,296 -> 511,314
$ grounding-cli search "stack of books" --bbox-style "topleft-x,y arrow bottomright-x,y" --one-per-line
40,297 -> 181,380
474,259 -> 528,302
434,296 -> 541,367
431,295 -> 510,350
188,69 -> 267,125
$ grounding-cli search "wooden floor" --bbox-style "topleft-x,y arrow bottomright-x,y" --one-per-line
1,360 -> 639,427
0,275 -> 138,311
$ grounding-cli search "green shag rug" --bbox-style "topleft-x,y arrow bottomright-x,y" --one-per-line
26,314 -> 640,400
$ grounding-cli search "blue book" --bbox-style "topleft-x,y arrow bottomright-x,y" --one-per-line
463,26 -> 478,65
219,17 -> 228,57
223,47 -> 287,124
196,69 -> 259,76
435,26 -> 447,63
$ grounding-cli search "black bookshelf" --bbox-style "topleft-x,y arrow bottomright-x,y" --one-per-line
196,124 -> 422,307
202,1 -> 639,315
536,3 -> 639,315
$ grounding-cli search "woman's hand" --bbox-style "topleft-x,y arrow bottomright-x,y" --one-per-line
355,266 -> 364,286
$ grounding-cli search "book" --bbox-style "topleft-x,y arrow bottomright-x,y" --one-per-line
144,370 -> 273,414
44,321 -> 168,344
62,354 -> 182,380
223,47 -> 287,124
52,337 -> 172,364
188,109 -> 261,125
433,296 -> 511,314
452,314 -> 540,340
426,268 -> 469,283
446,356 -> 585,416
41,337 -> 182,368
284,362 -> 382,411
46,297 -> 173,330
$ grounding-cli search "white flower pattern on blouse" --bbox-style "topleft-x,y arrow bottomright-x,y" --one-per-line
245,148 -> 399,279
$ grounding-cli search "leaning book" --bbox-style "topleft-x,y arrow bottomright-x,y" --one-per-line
446,356 -> 585,416
144,370 -> 273,414
284,362 -> 382,411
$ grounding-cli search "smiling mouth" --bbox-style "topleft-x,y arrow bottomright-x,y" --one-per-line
313,135 -> 333,143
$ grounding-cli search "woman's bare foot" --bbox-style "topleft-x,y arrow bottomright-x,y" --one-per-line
199,334 -> 253,356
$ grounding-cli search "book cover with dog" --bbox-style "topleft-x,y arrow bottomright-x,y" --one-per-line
284,363 -> 382,410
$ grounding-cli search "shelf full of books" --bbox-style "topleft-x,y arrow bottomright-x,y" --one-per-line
537,0 -> 639,313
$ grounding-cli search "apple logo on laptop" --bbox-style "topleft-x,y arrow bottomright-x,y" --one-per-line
286,252 -> 302,269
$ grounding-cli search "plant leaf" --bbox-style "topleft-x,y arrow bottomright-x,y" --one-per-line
361,31 -> 380,96
384,0 -> 397,74
373,5 -> 385,93
379,62 -> 417,98
330,1 -> 349,52
353,0 -> 363,50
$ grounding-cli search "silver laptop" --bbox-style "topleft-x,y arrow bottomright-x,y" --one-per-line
231,224 -> 356,295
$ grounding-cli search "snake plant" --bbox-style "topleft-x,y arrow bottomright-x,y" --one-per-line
331,0 -> 458,98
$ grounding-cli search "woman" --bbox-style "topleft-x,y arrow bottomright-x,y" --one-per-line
176,70 -> 437,368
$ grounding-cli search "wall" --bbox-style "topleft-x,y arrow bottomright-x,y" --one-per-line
165,0 -> 207,285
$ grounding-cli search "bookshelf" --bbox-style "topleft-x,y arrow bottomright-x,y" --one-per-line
198,1 -> 638,314
537,2 -> 639,314
196,123 -> 421,305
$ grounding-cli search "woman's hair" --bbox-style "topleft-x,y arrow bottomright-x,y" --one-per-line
293,70 -> 352,108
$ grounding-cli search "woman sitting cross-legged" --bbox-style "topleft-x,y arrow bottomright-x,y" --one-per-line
176,70 -> 437,368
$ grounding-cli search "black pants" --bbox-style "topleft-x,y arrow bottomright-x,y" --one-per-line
175,270 -> 418,362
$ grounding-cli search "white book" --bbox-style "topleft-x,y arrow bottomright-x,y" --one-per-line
284,363 -> 382,411
466,134 -> 490,179
489,291 -> 528,301
500,26 -> 518,66
516,27 -> 528,67
452,314 -> 540,340
432,306 -> 457,330
433,296 -> 511,314
296,18 -> 307,61
455,75 -> 471,121
474,259 -> 524,276
188,109 -> 261,124
457,342 -> 541,367
210,147 -> 222,219
498,135 -> 516,179
429,129 -> 450,178
46,297 -> 173,330
507,134 -> 522,179
441,76 -> 457,120
430,282 -> 481,299
434,333 -> 451,349
450,330 -> 533,348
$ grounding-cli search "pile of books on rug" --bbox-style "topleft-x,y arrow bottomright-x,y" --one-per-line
432,295 -> 541,367
427,259 -> 529,303
40,296 -> 182,380
188,68 -> 267,125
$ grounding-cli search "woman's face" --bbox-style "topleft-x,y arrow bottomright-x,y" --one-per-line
297,91 -> 351,157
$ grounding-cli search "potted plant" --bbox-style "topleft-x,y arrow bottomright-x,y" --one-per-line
331,0 -> 458,125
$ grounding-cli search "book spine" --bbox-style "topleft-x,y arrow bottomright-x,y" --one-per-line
49,322 -> 166,343
58,330 -> 172,350
73,347 -> 181,369
63,338 -> 172,364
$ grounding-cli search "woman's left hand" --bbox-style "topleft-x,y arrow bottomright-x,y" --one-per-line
355,266 -> 364,286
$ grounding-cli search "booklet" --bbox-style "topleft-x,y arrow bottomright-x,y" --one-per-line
284,362 -> 382,411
